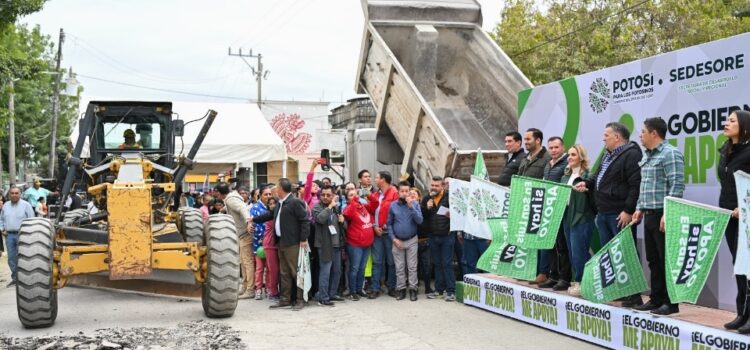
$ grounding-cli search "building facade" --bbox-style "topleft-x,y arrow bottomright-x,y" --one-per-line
328,97 -> 376,130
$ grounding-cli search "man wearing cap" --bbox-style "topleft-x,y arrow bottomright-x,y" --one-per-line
119,129 -> 142,150
23,179 -> 50,209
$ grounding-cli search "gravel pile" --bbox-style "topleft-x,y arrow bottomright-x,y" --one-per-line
0,320 -> 246,350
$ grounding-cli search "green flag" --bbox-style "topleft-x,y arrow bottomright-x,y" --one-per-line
506,175 -> 572,249
474,149 -> 488,180
581,226 -> 648,304
476,218 -> 538,280
665,197 -> 732,303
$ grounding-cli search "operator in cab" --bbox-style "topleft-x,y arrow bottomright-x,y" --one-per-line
119,129 -> 142,150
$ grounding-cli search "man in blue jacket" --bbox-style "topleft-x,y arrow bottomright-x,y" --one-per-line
388,181 -> 424,301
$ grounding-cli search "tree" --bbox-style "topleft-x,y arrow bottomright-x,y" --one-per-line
0,0 -> 48,82
0,0 -> 47,25
0,23 -> 80,181
492,0 -> 750,86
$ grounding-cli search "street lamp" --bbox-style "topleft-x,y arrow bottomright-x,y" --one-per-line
63,68 -> 79,97
42,68 -> 80,95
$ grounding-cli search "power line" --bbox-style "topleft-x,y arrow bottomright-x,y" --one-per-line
509,0 -> 650,58
238,0 -> 306,49
252,0 -> 317,49
227,1 -> 290,48
76,73 -> 346,106
228,48 -> 269,109
77,74 -> 253,101
69,33 -> 243,84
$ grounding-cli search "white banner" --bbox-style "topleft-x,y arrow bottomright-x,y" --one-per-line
518,32 -> 750,309
734,170 -> 750,276
462,273 -> 750,349
463,176 -> 510,239
449,178 -> 470,232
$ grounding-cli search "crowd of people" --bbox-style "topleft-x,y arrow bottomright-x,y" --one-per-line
194,163 -> 468,311
1,112 -> 749,333
197,112 -> 750,333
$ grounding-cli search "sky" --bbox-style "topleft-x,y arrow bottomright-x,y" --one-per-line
21,0 -> 505,108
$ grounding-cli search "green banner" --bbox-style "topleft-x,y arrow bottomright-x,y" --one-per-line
507,175 -> 572,249
476,218 -> 537,280
581,226 -> 648,304
665,197 -> 732,303
474,149 -> 488,180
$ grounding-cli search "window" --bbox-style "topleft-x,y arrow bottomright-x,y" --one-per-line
101,122 -> 162,150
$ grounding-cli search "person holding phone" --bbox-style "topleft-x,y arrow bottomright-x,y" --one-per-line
388,181 -> 423,301
312,185 -> 345,306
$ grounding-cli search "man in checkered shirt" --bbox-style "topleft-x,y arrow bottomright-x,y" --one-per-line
632,117 -> 685,316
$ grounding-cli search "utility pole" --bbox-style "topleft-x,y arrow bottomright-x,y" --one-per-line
48,28 -> 65,178
8,79 -> 16,185
0,106 -> 3,188
228,47 -> 269,109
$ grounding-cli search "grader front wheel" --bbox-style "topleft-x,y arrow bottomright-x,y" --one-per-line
179,207 -> 205,244
201,214 -> 240,318
16,218 -> 57,328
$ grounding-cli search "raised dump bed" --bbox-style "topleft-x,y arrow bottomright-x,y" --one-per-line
356,0 -> 532,188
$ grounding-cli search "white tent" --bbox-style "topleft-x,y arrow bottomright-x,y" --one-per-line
174,101 -> 286,166
72,99 -> 286,166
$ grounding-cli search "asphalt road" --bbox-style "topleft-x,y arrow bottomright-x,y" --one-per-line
0,254 -> 599,349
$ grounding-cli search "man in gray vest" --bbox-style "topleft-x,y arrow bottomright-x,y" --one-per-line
536,137 -> 571,290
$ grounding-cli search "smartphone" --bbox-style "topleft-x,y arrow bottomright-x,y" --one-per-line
320,149 -> 331,171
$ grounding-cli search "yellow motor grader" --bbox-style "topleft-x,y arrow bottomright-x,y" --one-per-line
15,101 -> 240,328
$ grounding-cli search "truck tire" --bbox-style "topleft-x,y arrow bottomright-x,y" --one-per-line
16,218 -> 57,328
179,207 -> 204,244
202,214 -> 239,318
63,208 -> 88,225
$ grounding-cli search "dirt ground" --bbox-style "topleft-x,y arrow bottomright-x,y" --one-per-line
0,253 -> 598,350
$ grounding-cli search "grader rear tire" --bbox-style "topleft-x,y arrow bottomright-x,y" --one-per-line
179,207 -> 204,243
62,208 -> 88,225
202,214 -> 240,318
16,218 -> 57,328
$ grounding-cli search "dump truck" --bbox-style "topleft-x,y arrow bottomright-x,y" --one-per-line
15,101 -> 241,328
355,0 -> 533,188
344,128 -> 402,182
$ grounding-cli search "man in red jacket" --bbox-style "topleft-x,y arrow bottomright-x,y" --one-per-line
367,171 -> 399,299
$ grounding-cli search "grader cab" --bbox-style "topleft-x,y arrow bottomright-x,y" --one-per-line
15,101 -> 241,328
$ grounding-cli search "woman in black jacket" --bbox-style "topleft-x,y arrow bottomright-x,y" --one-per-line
718,110 -> 750,332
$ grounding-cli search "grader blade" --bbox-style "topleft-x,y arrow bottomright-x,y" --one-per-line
69,272 -> 202,298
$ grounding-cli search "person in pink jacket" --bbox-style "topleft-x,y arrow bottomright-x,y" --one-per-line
200,193 -> 212,222
304,159 -> 322,217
